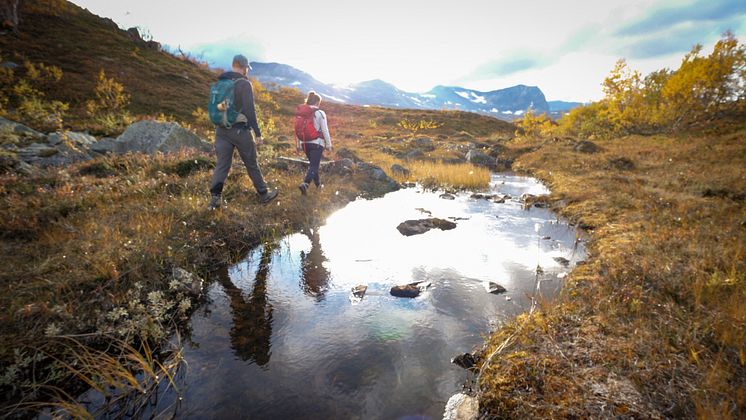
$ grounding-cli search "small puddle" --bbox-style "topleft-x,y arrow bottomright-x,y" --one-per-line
153,174 -> 585,418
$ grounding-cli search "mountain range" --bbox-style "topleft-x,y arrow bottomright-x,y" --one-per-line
250,62 -> 582,120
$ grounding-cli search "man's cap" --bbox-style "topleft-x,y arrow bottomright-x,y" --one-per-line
233,54 -> 252,70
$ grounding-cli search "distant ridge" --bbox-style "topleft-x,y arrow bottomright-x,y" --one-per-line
250,62 -> 579,120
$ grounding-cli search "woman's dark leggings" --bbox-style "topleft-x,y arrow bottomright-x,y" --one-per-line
303,143 -> 324,186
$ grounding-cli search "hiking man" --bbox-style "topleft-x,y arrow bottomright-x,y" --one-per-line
208,54 -> 278,210
295,91 -> 332,195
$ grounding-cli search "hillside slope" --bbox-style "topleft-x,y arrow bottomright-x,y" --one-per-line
0,1 -> 216,122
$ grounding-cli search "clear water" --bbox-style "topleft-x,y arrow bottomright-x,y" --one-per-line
154,174 -> 585,419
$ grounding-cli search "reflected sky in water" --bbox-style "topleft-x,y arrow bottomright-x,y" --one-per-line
164,174 -> 585,419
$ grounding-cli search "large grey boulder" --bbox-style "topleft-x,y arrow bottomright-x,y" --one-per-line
113,121 -> 211,154
465,149 -> 496,168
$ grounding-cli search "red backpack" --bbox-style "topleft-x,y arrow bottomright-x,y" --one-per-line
294,104 -> 321,142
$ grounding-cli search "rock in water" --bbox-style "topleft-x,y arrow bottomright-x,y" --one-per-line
113,121 -> 211,154
396,218 -> 457,236
486,282 -> 507,294
439,193 -> 456,200
351,285 -> 367,299
390,284 -> 421,298
443,393 -> 479,420
554,257 -> 571,267
452,353 -> 477,369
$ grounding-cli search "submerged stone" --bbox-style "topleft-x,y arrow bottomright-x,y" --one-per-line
396,218 -> 457,236
486,282 -> 507,294
390,283 -> 421,298
351,284 -> 368,299
451,352 -> 477,369
554,257 -> 571,267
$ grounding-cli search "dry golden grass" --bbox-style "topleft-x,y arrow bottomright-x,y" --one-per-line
477,129 -> 746,418
353,148 -> 490,190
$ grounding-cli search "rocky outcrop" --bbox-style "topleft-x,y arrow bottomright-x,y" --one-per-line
357,162 -> 399,189
396,218 -> 457,236
112,121 -> 211,154
465,149 -> 496,168
0,116 -> 46,145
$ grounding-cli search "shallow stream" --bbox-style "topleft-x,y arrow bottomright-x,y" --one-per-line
153,174 -> 585,418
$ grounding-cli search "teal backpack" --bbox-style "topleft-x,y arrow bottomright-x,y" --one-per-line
208,79 -> 241,128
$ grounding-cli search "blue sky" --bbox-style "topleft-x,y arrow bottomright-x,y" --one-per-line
71,0 -> 745,101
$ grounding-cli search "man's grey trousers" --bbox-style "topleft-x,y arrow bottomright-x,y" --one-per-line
209,125 -> 268,196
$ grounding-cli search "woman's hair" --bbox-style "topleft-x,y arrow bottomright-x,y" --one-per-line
305,91 -> 322,106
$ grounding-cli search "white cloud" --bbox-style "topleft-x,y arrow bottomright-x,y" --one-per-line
71,0 -> 745,101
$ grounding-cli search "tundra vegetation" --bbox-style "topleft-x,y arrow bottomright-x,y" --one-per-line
0,2 -> 744,418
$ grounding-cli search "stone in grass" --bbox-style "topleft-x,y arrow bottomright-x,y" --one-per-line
486,282 -> 507,294
397,218 -> 457,236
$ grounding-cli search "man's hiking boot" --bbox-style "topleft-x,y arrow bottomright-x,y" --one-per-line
258,188 -> 278,204
208,194 -> 222,210
299,182 -> 308,195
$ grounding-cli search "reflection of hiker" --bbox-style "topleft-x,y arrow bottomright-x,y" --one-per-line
217,244 -> 274,366
207,54 -> 278,210
299,229 -> 330,299
294,91 -> 332,195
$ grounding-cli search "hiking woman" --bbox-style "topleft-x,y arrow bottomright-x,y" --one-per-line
295,91 -> 332,194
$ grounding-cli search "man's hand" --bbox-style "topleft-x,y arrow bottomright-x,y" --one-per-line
256,136 -> 263,146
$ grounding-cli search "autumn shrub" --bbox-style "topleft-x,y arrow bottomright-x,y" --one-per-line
560,32 -> 746,138
0,59 -> 69,131
252,79 -> 279,138
398,117 -> 443,136
514,108 -> 554,139
85,70 -> 133,135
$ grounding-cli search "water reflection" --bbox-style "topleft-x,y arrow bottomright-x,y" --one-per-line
299,228 -> 331,300
217,244 -> 274,366
155,174 -> 586,419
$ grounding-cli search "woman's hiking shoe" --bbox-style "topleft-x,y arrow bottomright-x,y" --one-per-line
208,194 -> 222,210
298,182 -> 308,195
258,188 -> 278,204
